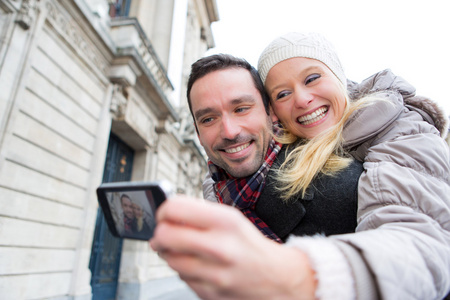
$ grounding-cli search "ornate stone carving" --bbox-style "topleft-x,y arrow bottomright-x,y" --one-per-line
45,1 -> 108,74
176,107 -> 196,139
110,84 -> 128,119
15,0 -> 37,30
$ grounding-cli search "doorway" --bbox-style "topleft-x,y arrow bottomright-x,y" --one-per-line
89,133 -> 134,300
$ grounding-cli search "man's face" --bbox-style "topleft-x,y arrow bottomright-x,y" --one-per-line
190,68 -> 273,178
121,196 -> 134,219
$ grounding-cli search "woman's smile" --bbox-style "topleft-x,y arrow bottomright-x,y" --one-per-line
265,57 -> 346,139
297,106 -> 329,126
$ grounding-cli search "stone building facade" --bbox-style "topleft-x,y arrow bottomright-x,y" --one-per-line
0,0 -> 218,299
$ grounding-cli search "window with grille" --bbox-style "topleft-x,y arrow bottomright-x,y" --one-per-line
109,0 -> 132,17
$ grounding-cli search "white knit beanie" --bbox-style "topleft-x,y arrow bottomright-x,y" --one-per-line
258,32 -> 346,86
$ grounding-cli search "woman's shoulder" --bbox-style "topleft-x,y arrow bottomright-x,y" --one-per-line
343,91 -> 404,149
345,69 -> 448,144
347,69 -> 415,100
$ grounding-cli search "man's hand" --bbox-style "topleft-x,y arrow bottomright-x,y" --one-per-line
149,196 -> 317,300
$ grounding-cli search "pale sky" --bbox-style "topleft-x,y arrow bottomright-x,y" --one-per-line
206,0 -> 450,117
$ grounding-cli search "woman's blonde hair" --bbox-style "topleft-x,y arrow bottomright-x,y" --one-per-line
132,201 -> 145,231
136,217 -> 144,232
274,84 -> 375,200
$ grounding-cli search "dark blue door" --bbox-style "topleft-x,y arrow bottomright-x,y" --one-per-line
89,133 -> 134,300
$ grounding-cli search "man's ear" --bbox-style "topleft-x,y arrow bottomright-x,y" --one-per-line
269,106 -> 278,123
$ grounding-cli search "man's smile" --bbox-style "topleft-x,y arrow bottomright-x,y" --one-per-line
223,142 -> 251,154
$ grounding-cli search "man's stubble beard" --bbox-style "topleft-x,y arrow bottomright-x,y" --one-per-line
209,118 -> 273,178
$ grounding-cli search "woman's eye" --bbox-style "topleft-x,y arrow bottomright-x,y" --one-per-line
276,91 -> 290,100
305,74 -> 320,85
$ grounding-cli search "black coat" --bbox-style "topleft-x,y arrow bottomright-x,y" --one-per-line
255,147 -> 364,242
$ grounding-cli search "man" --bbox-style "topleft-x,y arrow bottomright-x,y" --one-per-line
186,54 -> 273,179
187,54 -> 362,242
186,54 -> 291,241
150,55 -> 367,299
150,52 -> 450,299
120,194 -> 135,234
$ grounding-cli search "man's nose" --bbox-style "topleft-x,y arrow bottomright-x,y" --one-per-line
220,116 -> 241,139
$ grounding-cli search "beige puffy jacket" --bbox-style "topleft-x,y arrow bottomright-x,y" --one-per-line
287,69 -> 450,299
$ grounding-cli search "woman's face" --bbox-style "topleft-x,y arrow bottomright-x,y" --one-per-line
132,203 -> 143,218
265,57 -> 346,139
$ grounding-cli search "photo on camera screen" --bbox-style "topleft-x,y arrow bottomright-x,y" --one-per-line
105,190 -> 158,240
97,181 -> 171,240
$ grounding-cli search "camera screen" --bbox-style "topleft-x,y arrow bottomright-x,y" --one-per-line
103,189 -> 159,240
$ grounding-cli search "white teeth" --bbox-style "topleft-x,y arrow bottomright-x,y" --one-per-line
297,107 -> 328,125
224,142 -> 250,153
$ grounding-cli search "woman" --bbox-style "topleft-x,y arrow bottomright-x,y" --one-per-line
257,32 -> 450,299
199,54 -> 365,242
130,201 -> 154,239
151,35 -> 450,300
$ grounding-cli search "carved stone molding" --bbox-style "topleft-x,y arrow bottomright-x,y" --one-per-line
15,0 -> 37,30
110,18 -> 175,117
45,0 -> 109,75
110,84 -> 128,119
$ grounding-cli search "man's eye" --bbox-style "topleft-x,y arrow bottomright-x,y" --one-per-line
235,107 -> 249,113
200,117 -> 214,124
305,74 -> 320,85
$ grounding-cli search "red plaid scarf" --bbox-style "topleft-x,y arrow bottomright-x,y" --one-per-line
209,137 -> 283,243
123,216 -> 133,232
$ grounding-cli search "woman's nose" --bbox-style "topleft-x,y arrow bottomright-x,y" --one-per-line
293,89 -> 313,108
